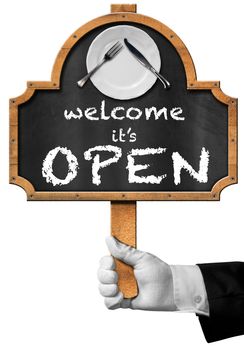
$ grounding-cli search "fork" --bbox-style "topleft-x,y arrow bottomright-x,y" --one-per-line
77,41 -> 123,88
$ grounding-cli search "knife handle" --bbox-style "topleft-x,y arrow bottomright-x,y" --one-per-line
150,67 -> 171,90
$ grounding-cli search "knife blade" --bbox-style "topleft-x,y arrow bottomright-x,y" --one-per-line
124,38 -> 170,89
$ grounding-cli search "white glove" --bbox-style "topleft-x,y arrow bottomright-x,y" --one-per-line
97,236 -> 176,311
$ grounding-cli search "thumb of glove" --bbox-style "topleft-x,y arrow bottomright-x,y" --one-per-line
106,236 -> 146,268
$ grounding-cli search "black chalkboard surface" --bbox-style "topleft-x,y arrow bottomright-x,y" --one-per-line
11,16 -> 237,200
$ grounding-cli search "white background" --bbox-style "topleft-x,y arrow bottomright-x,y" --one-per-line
0,0 -> 243,349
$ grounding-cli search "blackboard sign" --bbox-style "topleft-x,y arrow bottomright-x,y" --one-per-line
10,11 -> 237,201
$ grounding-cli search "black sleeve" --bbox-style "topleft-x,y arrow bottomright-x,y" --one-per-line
197,262 -> 244,343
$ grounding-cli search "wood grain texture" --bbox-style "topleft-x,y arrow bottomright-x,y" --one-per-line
9,4 -> 238,201
111,4 -> 137,13
111,201 -> 137,298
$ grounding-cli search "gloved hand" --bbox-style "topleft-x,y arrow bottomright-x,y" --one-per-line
97,236 -> 176,311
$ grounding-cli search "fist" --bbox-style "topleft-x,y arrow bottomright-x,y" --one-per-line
97,236 -> 176,311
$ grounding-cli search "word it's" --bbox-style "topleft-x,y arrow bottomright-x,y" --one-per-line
112,128 -> 136,143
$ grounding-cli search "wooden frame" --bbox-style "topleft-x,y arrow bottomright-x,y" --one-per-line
9,5 -> 237,201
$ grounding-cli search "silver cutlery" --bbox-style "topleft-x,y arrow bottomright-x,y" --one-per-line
77,41 -> 123,88
124,38 -> 171,90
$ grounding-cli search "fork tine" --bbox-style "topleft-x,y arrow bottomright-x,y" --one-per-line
107,41 -> 120,51
109,44 -> 123,58
106,41 -> 122,56
107,44 -> 123,58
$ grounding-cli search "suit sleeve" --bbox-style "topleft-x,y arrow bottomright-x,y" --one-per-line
197,262 -> 244,343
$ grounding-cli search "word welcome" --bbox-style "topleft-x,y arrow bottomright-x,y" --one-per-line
42,145 -> 209,187
64,100 -> 186,121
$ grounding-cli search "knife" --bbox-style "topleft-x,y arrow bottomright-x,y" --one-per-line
124,38 -> 171,90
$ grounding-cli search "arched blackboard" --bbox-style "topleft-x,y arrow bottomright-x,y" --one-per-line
10,11 -> 237,201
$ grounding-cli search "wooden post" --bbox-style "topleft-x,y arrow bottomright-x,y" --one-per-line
111,4 -> 137,13
109,5 -> 138,299
111,201 -> 138,298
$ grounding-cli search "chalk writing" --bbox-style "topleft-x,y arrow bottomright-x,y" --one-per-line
42,145 -> 210,187
64,101 -> 186,122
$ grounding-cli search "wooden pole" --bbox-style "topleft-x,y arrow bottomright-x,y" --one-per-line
111,201 -> 138,298
111,4 -> 137,13
109,5 -> 138,299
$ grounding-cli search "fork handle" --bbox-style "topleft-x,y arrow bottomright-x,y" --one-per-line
77,58 -> 106,88
150,67 -> 171,90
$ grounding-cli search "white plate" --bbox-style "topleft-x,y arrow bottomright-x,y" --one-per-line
86,25 -> 161,100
